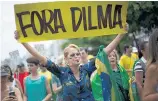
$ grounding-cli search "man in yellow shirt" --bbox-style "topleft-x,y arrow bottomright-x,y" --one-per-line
39,66 -> 52,84
119,45 -> 138,76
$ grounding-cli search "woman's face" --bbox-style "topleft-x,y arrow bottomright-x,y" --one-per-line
108,51 -> 117,66
66,48 -> 81,67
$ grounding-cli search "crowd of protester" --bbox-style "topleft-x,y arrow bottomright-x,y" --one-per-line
1,27 -> 158,101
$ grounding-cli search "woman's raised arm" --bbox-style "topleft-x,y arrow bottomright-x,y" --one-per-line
104,23 -> 128,55
14,31 -> 47,65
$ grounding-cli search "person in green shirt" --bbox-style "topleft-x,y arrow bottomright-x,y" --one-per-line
108,50 -> 130,101
91,49 -> 130,101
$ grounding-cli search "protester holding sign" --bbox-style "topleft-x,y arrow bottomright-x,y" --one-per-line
14,23 -> 128,101
142,29 -> 158,101
14,1 -> 128,42
13,1 -> 129,100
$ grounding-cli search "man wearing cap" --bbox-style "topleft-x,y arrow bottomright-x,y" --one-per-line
1,65 -> 23,101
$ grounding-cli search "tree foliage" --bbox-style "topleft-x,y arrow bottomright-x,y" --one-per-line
127,1 -> 158,32
62,34 -> 132,55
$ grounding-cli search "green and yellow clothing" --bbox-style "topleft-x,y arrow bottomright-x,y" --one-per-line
39,70 -> 52,83
119,53 -> 138,70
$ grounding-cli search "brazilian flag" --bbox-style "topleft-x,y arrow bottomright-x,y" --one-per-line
90,45 -> 121,101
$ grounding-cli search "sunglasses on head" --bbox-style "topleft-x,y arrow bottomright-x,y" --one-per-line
27,64 -> 35,67
69,53 -> 80,58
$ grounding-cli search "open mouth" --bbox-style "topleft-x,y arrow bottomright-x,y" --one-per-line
111,60 -> 115,62
75,60 -> 80,63
110,60 -> 115,63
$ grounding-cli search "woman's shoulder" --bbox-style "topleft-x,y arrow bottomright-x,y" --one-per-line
146,63 -> 158,78
147,63 -> 158,71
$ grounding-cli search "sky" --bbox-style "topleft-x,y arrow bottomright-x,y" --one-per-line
0,1 -> 57,61
0,0 -> 98,62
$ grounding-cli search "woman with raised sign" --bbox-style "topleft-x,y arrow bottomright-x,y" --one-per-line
14,24 -> 128,101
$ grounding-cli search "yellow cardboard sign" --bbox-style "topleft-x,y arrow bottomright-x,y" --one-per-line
14,1 -> 128,42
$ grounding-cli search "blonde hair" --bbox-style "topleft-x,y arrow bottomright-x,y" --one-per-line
63,44 -> 80,58
147,28 -> 158,68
